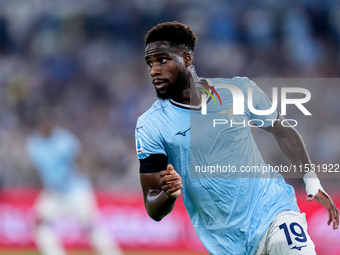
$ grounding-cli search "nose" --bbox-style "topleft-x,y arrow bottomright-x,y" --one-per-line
149,63 -> 161,77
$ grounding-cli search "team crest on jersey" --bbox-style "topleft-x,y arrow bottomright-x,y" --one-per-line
136,138 -> 144,155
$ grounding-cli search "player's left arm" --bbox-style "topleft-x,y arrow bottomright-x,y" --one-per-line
264,114 -> 339,230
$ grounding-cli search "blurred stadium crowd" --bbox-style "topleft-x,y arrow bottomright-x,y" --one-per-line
0,0 -> 340,192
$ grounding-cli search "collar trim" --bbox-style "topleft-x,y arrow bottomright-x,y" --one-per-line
169,78 -> 214,110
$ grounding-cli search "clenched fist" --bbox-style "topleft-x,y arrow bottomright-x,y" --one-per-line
159,164 -> 183,198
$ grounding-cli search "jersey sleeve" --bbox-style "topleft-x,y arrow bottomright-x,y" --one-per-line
63,129 -> 81,159
135,117 -> 167,160
247,79 -> 279,128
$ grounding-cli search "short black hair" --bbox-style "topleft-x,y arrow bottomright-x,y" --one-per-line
145,21 -> 197,51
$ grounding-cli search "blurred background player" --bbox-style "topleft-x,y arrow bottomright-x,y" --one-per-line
25,109 -> 123,255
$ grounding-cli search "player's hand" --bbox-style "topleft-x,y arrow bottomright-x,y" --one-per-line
308,189 -> 339,230
159,164 -> 183,198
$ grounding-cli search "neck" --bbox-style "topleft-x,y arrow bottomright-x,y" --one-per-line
177,67 -> 202,106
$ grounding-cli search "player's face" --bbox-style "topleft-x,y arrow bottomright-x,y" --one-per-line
145,41 -> 188,101
37,118 -> 53,137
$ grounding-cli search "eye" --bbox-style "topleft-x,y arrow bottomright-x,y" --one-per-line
146,60 -> 153,67
159,57 -> 167,64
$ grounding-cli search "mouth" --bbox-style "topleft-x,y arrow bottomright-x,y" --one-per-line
153,79 -> 169,91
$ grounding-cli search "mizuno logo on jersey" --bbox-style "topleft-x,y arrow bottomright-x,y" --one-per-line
136,126 -> 143,132
290,245 -> 307,251
175,128 -> 190,137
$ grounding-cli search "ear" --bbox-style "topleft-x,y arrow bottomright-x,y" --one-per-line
183,52 -> 193,67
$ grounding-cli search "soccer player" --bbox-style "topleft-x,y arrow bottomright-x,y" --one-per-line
135,21 -> 339,254
26,109 -> 123,255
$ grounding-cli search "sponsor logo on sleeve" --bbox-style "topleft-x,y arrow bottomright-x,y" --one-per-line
136,138 -> 144,155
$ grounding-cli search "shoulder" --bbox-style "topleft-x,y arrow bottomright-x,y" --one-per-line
54,127 -> 76,139
203,76 -> 253,89
137,99 -> 170,123
54,128 -> 80,147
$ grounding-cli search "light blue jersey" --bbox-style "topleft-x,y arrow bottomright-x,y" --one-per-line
136,77 -> 299,254
26,127 -> 91,193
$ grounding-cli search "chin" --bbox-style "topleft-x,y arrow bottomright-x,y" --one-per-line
156,90 -> 170,99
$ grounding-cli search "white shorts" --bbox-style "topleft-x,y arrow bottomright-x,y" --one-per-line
35,187 -> 98,226
255,210 -> 316,255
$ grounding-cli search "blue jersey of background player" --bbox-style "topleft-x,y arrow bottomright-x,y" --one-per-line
26,116 -> 91,193
136,22 -> 339,254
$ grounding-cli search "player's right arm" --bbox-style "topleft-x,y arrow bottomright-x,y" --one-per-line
136,118 -> 182,221
140,160 -> 182,221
